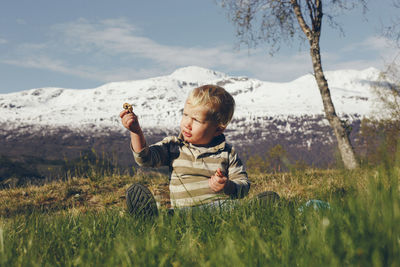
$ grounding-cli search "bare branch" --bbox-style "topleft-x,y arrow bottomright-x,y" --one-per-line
218,0 -> 367,169
306,0 -> 315,28
373,55 -> 400,120
314,0 -> 323,33
383,0 -> 400,47
291,0 -> 312,40
218,0 -> 367,53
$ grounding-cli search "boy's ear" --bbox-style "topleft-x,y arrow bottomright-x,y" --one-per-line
214,125 -> 226,136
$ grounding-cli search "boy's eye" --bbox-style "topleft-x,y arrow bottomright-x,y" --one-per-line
194,118 -> 205,124
182,112 -> 205,124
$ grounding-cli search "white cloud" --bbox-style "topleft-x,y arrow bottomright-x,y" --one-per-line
2,18 -> 397,85
0,38 -> 7,45
50,18 -> 317,81
16,43 -> 47,51
16,19 -> 26,25
317,36 -> 399,72
51,18 -> 231,67
2,56 -> 101,81
2,55 -> 165,83
340,36 -> 397,59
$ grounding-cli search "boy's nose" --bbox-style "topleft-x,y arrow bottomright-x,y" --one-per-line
183,117 -> 192,129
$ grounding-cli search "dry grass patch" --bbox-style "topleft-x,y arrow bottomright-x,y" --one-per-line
248,168 -> 370,200
0,168 -> 373,217
0,172 -> 168,217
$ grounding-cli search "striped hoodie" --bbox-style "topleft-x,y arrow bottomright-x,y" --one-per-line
132,134 -> 250,208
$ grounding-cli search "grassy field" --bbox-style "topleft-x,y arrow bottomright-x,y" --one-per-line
0,163 -> 399,266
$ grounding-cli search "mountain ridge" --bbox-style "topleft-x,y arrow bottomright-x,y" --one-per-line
0,66 -> 381,133
0,66 -> 383,175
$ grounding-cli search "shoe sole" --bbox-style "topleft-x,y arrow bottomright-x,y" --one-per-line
255,191 -> 280,203
126,183 -> 158,217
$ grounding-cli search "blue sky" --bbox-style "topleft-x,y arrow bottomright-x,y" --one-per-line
0,0 -> 398,94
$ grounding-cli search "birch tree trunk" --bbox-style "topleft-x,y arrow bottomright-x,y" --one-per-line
292,0 -> 359,169
310,42 -> 359,169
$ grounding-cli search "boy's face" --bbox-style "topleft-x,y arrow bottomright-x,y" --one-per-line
180,101 -> 223,146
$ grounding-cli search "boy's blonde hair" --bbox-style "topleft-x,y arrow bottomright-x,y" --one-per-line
187,84 -> 235,128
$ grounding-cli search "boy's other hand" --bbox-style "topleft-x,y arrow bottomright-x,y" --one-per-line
209,168 -> 228,192
120,110 -> 141,133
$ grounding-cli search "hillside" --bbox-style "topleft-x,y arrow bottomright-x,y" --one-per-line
0,66 -> 384,181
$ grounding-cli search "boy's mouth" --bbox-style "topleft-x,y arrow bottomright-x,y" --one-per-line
182,131 -> 192,138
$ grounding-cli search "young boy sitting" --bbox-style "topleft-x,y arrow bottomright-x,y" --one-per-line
120,84 -> 251,216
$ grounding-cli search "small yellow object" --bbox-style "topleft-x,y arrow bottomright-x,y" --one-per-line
123,103 -> 133,113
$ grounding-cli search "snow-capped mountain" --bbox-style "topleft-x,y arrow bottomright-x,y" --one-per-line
0,66 -> 383,170
0,66 -> 381,133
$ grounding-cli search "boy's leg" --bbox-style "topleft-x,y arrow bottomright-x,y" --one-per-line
126,183 -> 158,217
254,191 -> 280,204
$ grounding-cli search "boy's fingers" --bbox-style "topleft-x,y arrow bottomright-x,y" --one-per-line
212,175 -> 227,184
209,175 -> 227,192
120,110 -> 137,118
219,177 -> 228,184
125,118 -> 132,126
121,113 -> 137,124
215,168 -> 226,178
119,110 -> 128,118
127,117 -> 137,127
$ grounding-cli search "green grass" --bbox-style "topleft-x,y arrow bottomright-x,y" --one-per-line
0,164 -> 399,266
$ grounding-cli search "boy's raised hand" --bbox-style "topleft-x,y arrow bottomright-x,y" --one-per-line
209,168 -> 228,192
120,103 -> 147,153
119,109 -> 141,134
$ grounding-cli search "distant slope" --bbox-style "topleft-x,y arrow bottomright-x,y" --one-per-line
0,66 -> 380,132
0,66 -> 383,174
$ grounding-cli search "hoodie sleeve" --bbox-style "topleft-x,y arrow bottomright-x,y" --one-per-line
132,136 -> 175,167
224,146 -> 250,198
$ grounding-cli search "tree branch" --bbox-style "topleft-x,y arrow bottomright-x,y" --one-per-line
291,0 -> 312,40
306,0 -> 315,27
314,0 -> 322,37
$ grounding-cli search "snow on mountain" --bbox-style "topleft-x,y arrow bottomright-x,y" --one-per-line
0,66 -> 382,135
170,66 -> 227,82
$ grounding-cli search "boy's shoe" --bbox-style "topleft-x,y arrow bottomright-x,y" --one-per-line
126,183 -> 158,217
255,191 -> 280,204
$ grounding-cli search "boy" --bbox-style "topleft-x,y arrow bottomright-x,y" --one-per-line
120,84 -> 251,216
